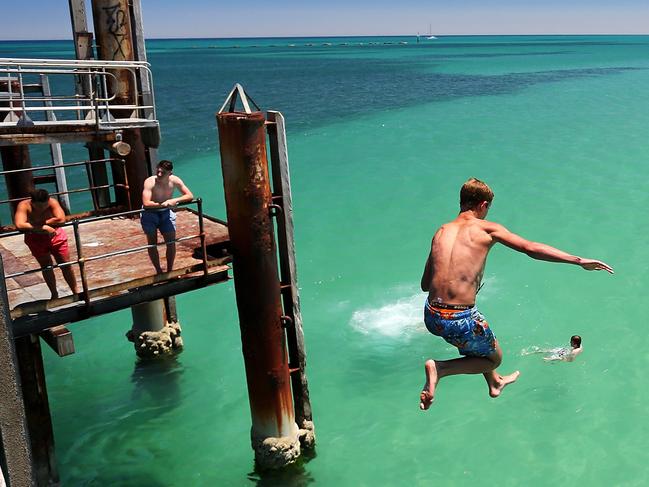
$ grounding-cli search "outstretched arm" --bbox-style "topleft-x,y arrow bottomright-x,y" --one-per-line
490,224 -> 614,274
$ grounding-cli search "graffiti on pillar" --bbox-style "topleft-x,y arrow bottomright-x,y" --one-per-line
103,3 -> 128,58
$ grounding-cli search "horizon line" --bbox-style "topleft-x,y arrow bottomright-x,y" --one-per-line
1,32 -> 649,42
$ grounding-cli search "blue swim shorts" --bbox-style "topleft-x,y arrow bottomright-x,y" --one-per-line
424,300 -> 497,357
140,208 -> 177,234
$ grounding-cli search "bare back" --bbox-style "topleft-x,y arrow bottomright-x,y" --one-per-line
422,214 -> 495,305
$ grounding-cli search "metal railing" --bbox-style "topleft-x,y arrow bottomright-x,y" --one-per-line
0,157 -> 129,210
0,58 -> 157,128
0,199 -> 210,308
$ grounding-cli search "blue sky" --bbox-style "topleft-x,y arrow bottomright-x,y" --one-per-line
1,1 -> 648,40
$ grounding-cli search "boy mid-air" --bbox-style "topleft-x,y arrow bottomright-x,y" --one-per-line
419,178 -> 613,410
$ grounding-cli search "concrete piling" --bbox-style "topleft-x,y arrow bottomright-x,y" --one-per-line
126,299 -> 183,359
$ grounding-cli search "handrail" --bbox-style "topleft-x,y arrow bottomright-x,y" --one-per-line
0,58 -> 151,68
0,183 -> 129,206
0,58 -> 157,125
0,157 -> 128,210
0,157 -> 120,175
1,199 -> 211,303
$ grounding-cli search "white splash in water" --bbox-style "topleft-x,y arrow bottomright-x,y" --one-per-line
349,291 -> 425,339
349,276 -> 500,340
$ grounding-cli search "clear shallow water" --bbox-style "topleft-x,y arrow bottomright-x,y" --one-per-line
2,35 -> 649,485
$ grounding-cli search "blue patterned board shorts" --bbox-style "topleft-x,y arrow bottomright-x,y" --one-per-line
424,300 -> 497,357
141,208 -> 177,234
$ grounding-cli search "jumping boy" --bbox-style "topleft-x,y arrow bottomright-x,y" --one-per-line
419,178 -> 613,410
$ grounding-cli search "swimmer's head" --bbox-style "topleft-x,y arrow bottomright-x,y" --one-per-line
570,335 -> 582,348
460,178 -> 494,217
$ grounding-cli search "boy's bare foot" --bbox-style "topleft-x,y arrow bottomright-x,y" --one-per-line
488,370 -> 520,398
419,359 -> 438,410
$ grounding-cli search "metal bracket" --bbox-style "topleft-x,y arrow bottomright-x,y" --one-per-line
280,315 -> 293,329
268,203 -> 283,217
218,83 -> 261,114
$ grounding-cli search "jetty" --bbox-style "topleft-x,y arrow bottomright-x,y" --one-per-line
0,2 -> 314,485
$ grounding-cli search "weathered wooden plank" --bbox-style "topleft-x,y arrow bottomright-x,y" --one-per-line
39,325 -> 74,357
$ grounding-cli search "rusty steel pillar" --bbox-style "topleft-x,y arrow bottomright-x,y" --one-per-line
91,0 -> 148,209
0,257 -> 35,487
91,0 -> 135,107
217,111 -> 300,469
14,335 -> 58,486
0,146 -> 34,216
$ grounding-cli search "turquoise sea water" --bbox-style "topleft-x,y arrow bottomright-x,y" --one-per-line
2,35 -> 649,485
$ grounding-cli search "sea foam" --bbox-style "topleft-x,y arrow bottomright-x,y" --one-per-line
349,291 -> 424,339
349,276 -> 498,339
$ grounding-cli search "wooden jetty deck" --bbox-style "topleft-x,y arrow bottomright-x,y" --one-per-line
0,208 -> 230,335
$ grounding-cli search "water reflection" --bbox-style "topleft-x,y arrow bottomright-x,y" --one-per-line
130,355 -> 184,414
247,449 -> 317,487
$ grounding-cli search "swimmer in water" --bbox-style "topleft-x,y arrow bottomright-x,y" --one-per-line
543,335 -> 582,362
521,335 -> 583,362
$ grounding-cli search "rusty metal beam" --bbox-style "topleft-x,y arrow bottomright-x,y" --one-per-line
10,257 -> 229,319
217,109 -> 298,467
12,267 -> 229,336
0,129 -> 124,147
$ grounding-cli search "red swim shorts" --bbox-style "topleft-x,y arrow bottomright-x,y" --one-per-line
24,227 -> 69,260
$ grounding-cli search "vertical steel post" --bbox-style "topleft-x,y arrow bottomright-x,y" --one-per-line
91,0 -> 135,107
217,111 -> 300,469
0,80 -> 34,216
91,0 -> 148,209
197,198 -> 208,275
0,146 -> 33,215
14,334 -> 59,486
0,256 -> 35,487
267,111 -> 315,448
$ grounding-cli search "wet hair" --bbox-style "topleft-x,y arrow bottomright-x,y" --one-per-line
30,188 -> 50,203
157,160 -> 173,172
570,335 -> 582,348
460,178 -> 494,211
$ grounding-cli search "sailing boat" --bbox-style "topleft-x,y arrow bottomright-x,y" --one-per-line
426,24 -> 437,40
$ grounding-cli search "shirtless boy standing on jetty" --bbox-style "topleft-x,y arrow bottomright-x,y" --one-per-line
14,189 -> 78,299
141,160 -> 193,274
419,178 -> 613,410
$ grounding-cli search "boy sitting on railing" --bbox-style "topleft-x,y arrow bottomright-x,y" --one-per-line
14,189 -> 78,299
